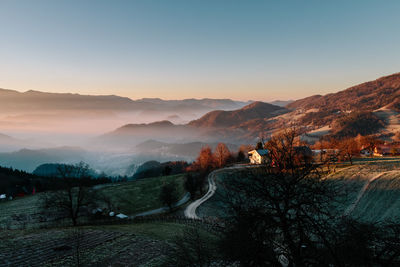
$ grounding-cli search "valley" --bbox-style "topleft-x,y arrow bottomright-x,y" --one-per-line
2,1 -> 400,265
2,73 -> 400,266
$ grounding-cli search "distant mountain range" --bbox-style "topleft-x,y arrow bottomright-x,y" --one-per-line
0,146 -> 87,172
0,88 -> 251,113
101,72 -> 400,146
188,101 -> 288,128
0,89 -> 258,135
97,101 -> 288,148
135,139 -> 239,159
269,100 -> 294,107
0,133 -> 14,142
1,73 -> 400,174
0,133 -> 33,152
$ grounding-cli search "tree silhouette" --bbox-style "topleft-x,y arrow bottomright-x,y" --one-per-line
220,129 -> 343,266
160,181 -> 179,211
41,162 -> 99,226
339,138 -> 359,164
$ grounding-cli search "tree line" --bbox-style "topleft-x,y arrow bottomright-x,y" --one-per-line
182,143 -> 248,201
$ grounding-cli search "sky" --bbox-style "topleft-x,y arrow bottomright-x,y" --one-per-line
0,0 -> 399,101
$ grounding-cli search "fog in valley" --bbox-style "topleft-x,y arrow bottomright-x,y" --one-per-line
0,89 -> 250,176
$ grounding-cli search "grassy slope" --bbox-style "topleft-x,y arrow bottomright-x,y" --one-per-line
97,174 -> 185,215
198,161 -> 400,223
327,161 -> 400,222
0,194 -> 43,229
351,172 -> 400,222
0,174 -> 186,229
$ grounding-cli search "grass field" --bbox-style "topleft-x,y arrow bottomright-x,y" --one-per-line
198,161 -> 400,223
0,194 -> 46,229
97,174 -> 186,215
0,222 -> 218,266
326,161 -> 400,221
0,171 -> 213,266
0,174 -> 186,229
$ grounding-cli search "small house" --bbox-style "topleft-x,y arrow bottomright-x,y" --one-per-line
360,149 -> 372,156
374,145 -> 400,156
248,149 -> 269,164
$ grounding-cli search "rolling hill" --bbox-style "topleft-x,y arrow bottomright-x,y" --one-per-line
0,147 -> 87,172
287,73 -> 400,112
0,133 -> 34,152
135,139 -> 239,159
284,73 -> 400,139
0,133 -> 14,142
96,121 -> 200,148
99,101 -> 288,147
188,101 -> 288,128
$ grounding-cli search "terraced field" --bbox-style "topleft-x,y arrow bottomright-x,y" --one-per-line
0,221 -> 218,267
0,226 -> 164,266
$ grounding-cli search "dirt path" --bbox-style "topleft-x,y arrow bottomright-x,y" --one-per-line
184,165 -> 258,219
184,172 -> 217,219
344,171 -> 392,216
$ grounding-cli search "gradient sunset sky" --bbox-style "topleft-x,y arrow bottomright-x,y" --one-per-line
0,0 -> 399,101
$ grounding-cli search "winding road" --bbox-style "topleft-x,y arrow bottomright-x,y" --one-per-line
184,165 -> 258,219
184,173 -> 217,219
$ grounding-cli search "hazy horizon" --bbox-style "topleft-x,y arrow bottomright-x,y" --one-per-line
1,70 -> 399,102
1,0 -> 400,175
1,1 -> 400,101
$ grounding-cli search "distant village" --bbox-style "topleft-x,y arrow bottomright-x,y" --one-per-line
248,142 -> 400,165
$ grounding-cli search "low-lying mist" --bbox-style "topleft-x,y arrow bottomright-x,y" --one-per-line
0,91 -> 252,176
0,111 -> 238,177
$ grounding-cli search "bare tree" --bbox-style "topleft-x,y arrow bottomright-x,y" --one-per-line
219,129 -> 344,266
339,138 -> 359,165
184,173 -> 199,200
324,219 -> 400,266
160,181 -> 179,212
41,162 -> 98,226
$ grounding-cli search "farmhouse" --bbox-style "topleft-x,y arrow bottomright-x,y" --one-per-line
360,149 -> 372,156
248,149 -> 269,164
374,144 -> 400,156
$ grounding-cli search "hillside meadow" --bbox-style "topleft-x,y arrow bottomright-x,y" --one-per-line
0,174 -> 186,230
198,160 -> 400,223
